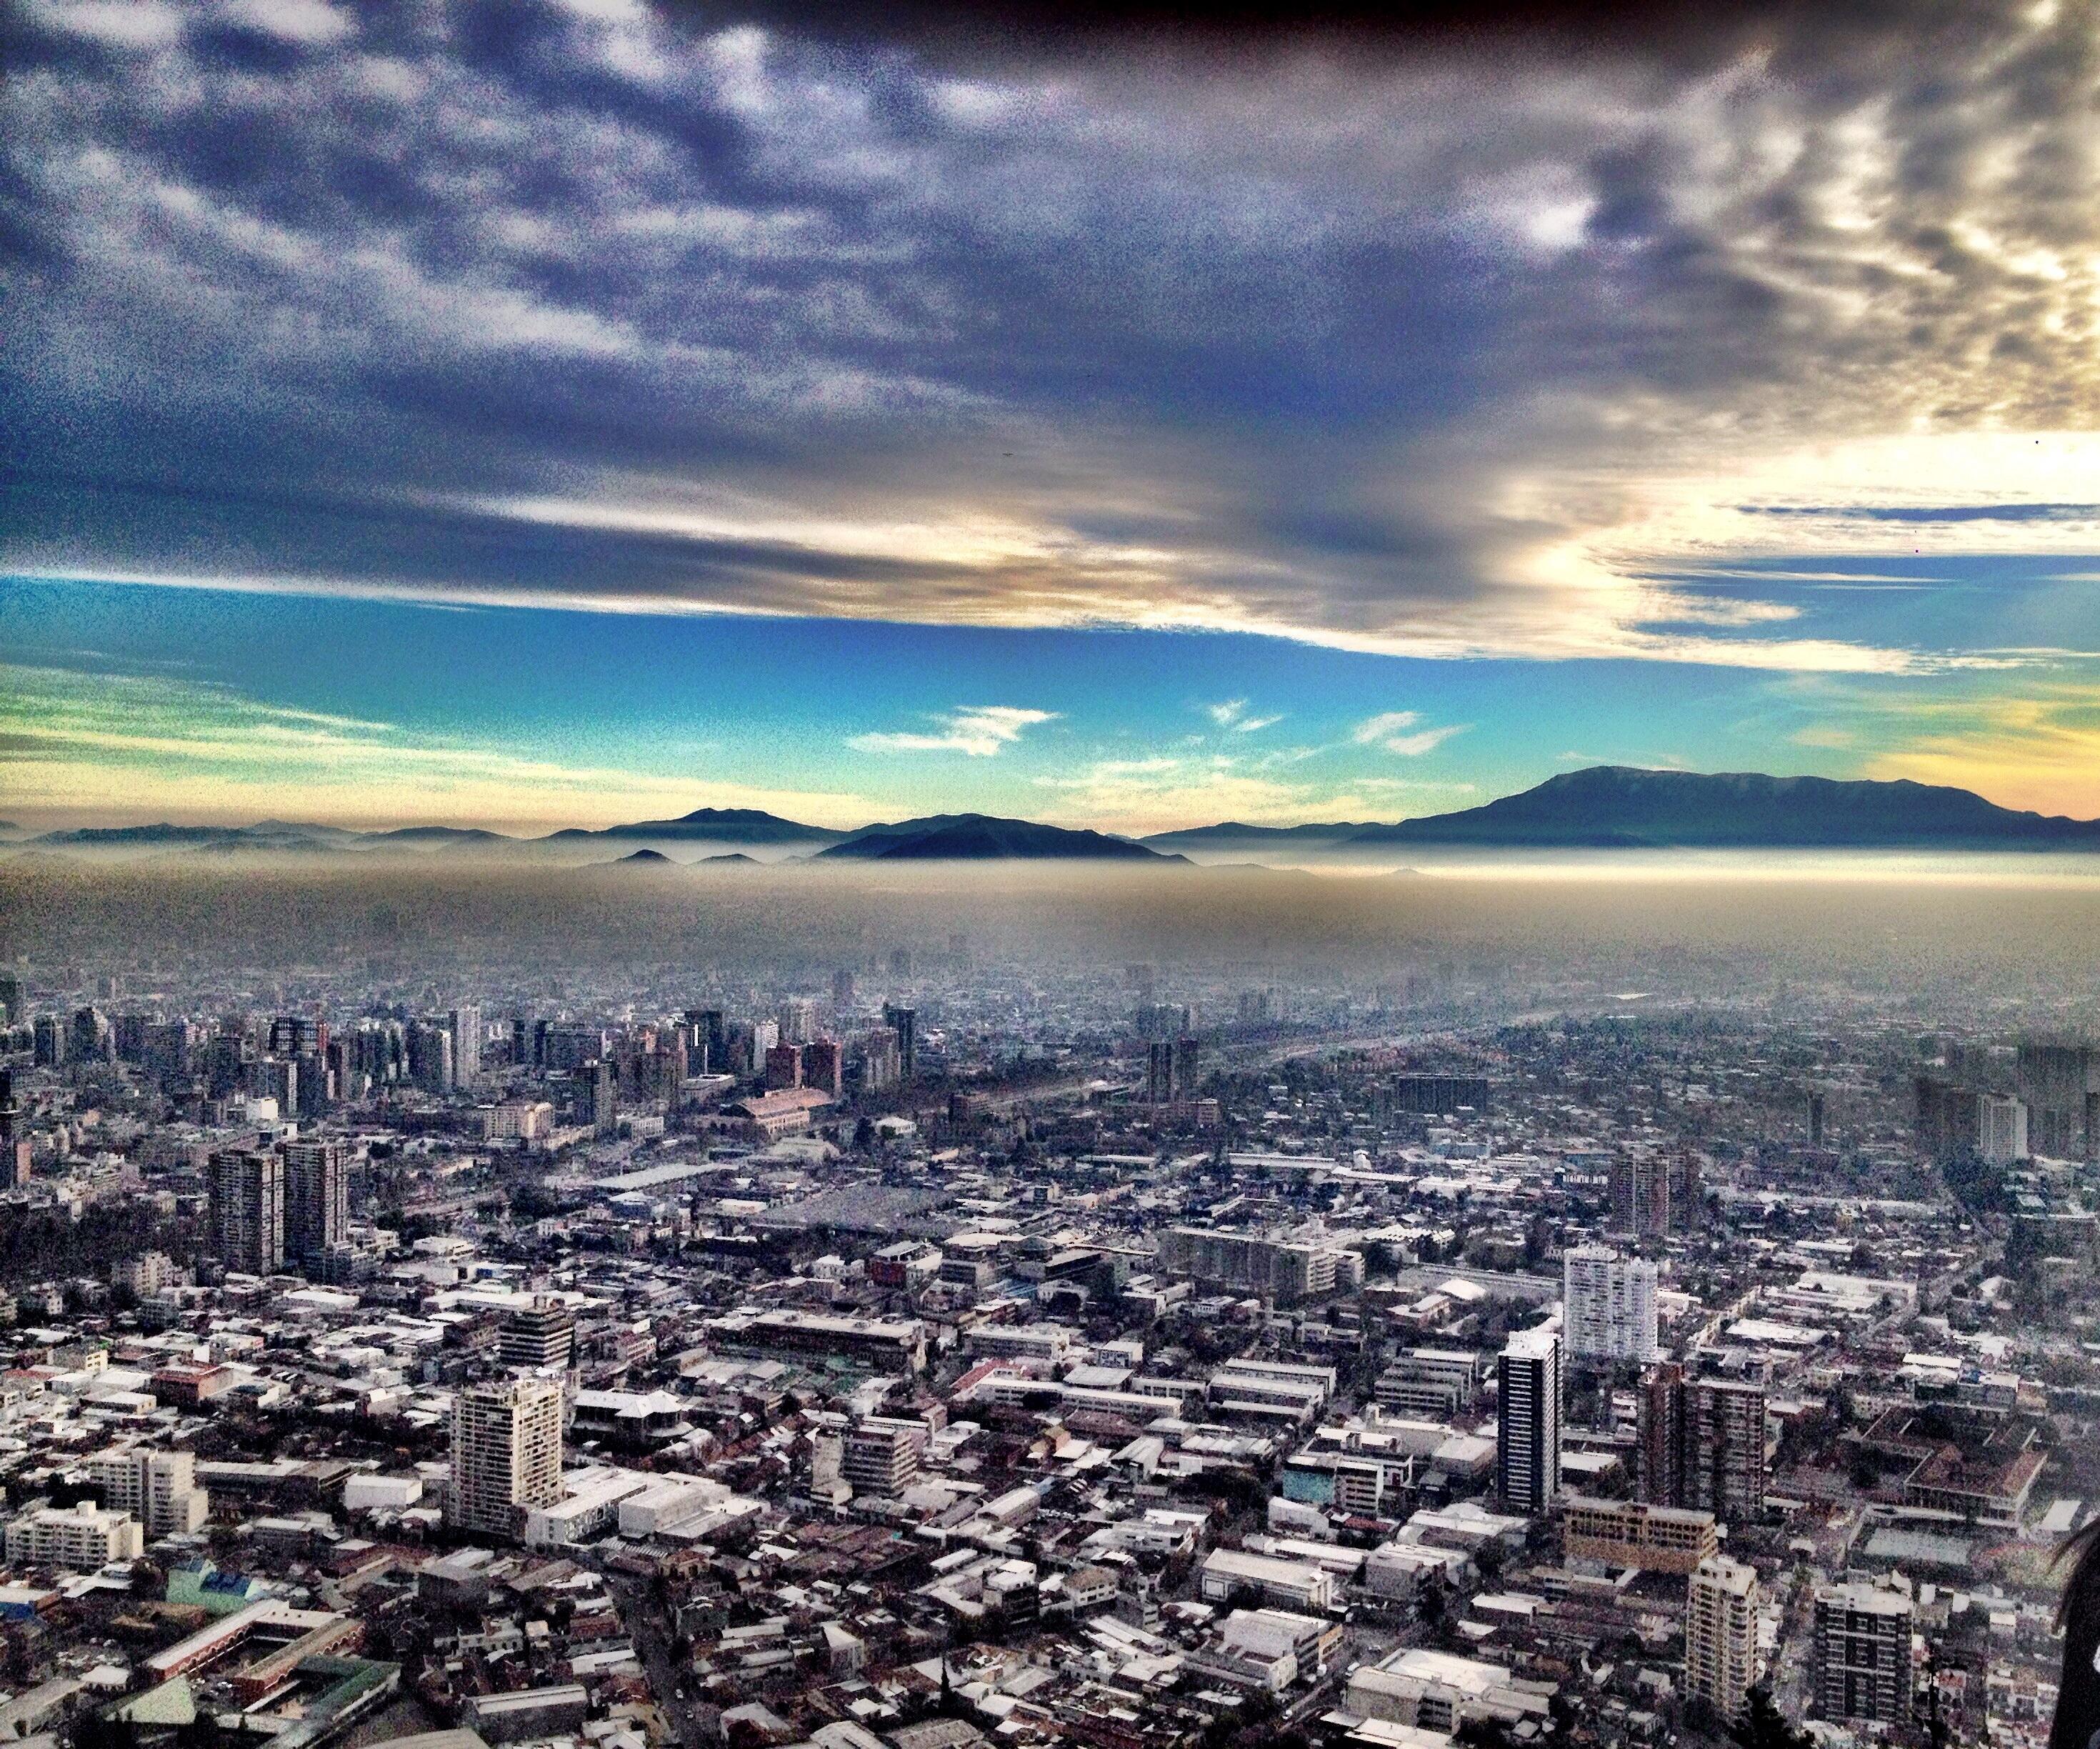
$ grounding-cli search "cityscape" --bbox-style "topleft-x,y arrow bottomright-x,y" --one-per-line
8,4 -> 2100,1749
0,861 -> 2093,1749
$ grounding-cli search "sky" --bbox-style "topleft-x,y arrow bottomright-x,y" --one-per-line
5,0 -> 2100,833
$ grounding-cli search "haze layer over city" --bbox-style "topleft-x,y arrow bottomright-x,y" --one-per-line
6,6 -> 2100,1749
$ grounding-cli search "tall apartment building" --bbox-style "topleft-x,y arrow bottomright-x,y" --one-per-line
1496,1326 -> 1561,1515
1636,1362 -> 1686,1503
84,1447 -> 209,1536
1814,1580 -> 1914,1724
4,1501 -> 143,1570
1562,1245 -> 1660,1363
450,1377 -> 565,1540
281,1138 -> 349,1267
841,1417 -> 928,1495
859,1027 -> 902,1092
499,1297 -> 577,1372
208,1148 -> 284,1275
1686,1380 -> 1767,1523
1915,1075 -> 1983,1158
1609,1154 -> 1674,1236
2016,1040 -> 2099,1160
1686,1556 -> 1760,1720
1636,1365 -> 1766,1525
1144,1035 -> 1202,1102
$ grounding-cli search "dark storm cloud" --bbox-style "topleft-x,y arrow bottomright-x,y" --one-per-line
3,0 -> 2096,665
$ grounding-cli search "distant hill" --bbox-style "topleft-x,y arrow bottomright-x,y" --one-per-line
821,813 -> 1180,861
614,847 -> 675,864
1342,766 -> 2100,849
541,807 -> 845,847
31,809 -> 834,858
366,825 -> 515,845
40,821 -> 369,854
1142,820 -> 1381,852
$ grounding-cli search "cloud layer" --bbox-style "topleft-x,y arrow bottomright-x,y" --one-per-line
6,0 -> 2100,672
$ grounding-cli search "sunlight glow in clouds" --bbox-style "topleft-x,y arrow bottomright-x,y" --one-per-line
6,0 -> 2100,824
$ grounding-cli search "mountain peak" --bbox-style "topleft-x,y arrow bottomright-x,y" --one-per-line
821,813 -> 1177,862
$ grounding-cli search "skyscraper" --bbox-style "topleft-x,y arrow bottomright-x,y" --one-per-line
208,1148 -> 284,1275
1496,1326 -> 1561,1515
268,1015 -> 321,1057
882,1005 -> 916,1082
1562,1244 -> 1659,1362
449,1377 -> 565,1540
689,1009 -> 726,1075
1686,1556 -> 1759,1720
408,1020 -> 454,1094
0,1070 -> 24,1189
71,1007 -> 112,1062
765,1042 -> 804,1090
282,1138 -> 349,1267
802,1038 -> 844,1097
32,1016 -> 65,1069
450,1005 -> 482,1085
1172,1035 -> 1201,1100
1979,1093 -> 2029,1164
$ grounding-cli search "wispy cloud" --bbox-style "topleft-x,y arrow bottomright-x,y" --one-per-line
1032,755 -> 1347,836
849,705 -> 1056,757
1351,712 -> 1467,757
1204,699 -> 1283,733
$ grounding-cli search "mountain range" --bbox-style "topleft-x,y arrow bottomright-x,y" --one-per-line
1338,767 -> 2100,849
14,767 -> 2100,863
